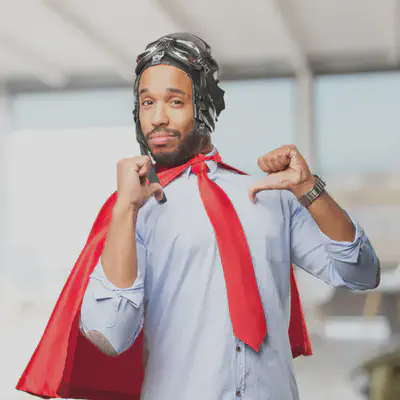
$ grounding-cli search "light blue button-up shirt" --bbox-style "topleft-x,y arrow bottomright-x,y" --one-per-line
80,147 -> 379,400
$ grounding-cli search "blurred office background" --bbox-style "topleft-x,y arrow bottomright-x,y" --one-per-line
1,0 -> 400,399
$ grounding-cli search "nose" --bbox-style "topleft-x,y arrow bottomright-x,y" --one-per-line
151,102 -> 169,127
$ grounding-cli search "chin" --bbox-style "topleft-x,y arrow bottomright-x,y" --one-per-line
150,146 -> 176,157
152,147 -> 192,167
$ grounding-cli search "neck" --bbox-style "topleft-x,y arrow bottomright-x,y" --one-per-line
200,144 -> 213,155
198,136 -> 213,156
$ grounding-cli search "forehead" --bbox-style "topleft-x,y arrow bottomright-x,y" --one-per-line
138,64 -> 192,94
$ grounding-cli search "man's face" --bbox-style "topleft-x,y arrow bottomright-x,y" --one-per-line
138,64 -> 199,167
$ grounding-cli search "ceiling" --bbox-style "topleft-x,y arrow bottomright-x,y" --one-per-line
1,0 -> 400,90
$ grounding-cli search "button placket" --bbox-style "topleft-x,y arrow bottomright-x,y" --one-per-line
234,339 -> 245,398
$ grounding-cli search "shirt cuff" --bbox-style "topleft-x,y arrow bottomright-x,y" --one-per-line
317,211 -> 364,264
89,259 -> 144,308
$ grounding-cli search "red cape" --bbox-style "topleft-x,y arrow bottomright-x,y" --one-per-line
16,162 -> 312,399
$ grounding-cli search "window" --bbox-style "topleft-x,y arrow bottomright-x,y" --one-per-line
214,78 -> 295,176
315,72 -> 400,176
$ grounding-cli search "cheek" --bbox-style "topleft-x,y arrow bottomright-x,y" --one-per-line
171,106 -> 194,131
139,109 -> 152,132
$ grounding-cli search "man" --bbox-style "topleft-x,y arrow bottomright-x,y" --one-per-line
80,32 -> 380,398
18,33 -> 380,400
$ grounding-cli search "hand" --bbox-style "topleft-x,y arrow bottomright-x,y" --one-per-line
115,156 -> 164,210
248,145 -> 315,203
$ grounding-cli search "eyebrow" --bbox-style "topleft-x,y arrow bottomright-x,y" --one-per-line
167,87 -> 186,96
138,87 -> 187,96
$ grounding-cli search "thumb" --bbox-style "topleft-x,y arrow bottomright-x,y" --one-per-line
248,172 -> 292,203
146,183 -> 164,202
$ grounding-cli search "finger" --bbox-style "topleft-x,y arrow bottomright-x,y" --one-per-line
258,150 -> 288,173
118,156 -> 149,176
288,148 -> 305,169
269,156 -> 284,172
269,149 -> 289,170
135,155 -> 151,167
281,145 -> 299,162
248,178 -> 288,203
265,157 -> 278,172
248,171 -> 295,203
137,156 -> 151,176
277,150 -> 291,166
257,156 -> 271,173
280,144 -> 297,154
120,155 -> 149,170
263,155 -> 283,173
146,183 -> 164,201
137,158 -> 151,185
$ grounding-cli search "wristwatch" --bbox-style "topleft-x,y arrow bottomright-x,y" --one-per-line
298,175 -> 326,207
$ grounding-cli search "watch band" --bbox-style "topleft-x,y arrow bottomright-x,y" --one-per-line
298,175 -> 326,207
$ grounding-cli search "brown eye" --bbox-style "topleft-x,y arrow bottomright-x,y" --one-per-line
171,99 -> 183,106
142,100 -> 153,106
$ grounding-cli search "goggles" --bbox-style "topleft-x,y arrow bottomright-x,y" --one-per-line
135,36 -> 214,76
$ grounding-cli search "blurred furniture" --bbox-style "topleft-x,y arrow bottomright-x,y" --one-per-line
356,343 -> 400,400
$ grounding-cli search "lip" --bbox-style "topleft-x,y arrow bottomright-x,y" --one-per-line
149,135 -> 176,145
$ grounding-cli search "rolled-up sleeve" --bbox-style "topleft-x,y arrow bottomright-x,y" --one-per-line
288,192 -> 379,290
80,235 -> 147,354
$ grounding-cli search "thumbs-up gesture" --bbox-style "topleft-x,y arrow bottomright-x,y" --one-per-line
248,145 -> 315,203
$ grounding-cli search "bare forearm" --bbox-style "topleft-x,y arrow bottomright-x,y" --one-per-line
304,190 -> 355,242
292,178 -> 355,242
102,201 -> 139,288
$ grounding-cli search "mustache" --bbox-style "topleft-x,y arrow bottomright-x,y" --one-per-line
146,127 -> 181,140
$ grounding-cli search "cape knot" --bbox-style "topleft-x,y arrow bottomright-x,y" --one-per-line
191,153 -> 221,175
191,155 -> 207,175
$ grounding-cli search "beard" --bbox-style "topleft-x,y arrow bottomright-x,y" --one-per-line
145,125 -> 209,167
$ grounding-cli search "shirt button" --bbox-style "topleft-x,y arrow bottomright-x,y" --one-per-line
236,390 -> 241,397
236,345 -> 241,352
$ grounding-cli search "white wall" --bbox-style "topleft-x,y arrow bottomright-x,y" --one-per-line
1,126 -> 140,399
5,126 -> 141,306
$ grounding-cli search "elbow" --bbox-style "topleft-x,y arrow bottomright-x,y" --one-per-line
362,255 -> 381,290
363,241 -> 381,290
372,257 -> 381,289
82,329 -> 120,357
331,264 -> 381,291
334,249 -> 381,291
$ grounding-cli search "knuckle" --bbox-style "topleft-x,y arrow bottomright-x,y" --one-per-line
132,156 -> 142,164
264,153 -> 272,161
281,144 -> 296,152
139,156 -> 150,166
